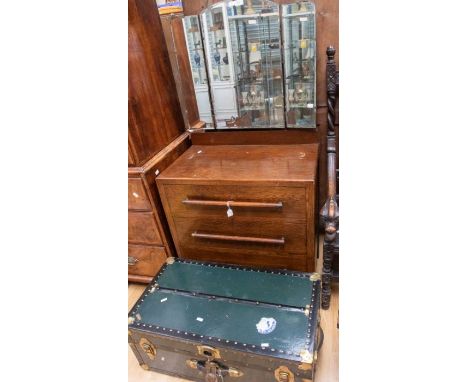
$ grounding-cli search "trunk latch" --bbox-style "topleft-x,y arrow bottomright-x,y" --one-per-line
139,338 -> 156,360
275,365 -> 295,382
186,359 -> 243,381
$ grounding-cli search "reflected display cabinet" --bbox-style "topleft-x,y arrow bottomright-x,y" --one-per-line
227,0 -> 284,128
181,0 -> 316,130
201,3 -> 238,128
182,15 -> 214,128
282,2 -> 316,128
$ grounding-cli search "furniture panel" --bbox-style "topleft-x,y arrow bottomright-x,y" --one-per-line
158,144 -> 318,183
157,143 -> 318,272
162,184 -> 306,220
128,212 -> 163,245
175,248 -> 307,271
173,216 -> 306,255
161,13 -> 205,131
128,0 -> 185,166
128,134 -> 191,283
128,178 -> 152,211
128,245 -> 167,277
128,0 -> 193,283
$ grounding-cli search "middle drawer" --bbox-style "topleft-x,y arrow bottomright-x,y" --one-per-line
162,184 -> 307,221
128,212 -> 162,245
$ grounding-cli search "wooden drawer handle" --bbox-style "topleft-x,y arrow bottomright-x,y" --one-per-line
192,232 -> 285,245
128,256 -> 139,266
182,199 -> 283,208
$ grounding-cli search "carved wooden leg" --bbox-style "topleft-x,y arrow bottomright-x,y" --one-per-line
321,241 -> 334,309
320,46 -> 339,310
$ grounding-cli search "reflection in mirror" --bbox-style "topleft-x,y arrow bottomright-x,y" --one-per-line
226,0 -> 283,128
181,1 -> 317,130
201,3 -> 238,128
183,15 -> 215,128
282,1 -> 316,128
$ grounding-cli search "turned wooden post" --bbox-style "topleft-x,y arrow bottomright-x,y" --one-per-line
320,46 -> 339,310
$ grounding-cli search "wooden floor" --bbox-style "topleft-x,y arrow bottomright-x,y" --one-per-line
128,280 -> 339,382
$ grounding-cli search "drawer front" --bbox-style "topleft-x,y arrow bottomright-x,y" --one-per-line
128,245 -> 167,277
177,247 -> 307,271
128,178 -> 152,211
162,184 -> 306,221
129,212 -> 162,245
173,216 -> 306,256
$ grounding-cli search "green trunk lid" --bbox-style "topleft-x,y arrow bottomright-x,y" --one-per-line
129,259 -> 320,361
157,261 -> 313,307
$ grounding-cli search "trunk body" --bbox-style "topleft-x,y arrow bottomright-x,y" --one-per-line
128,258 -> 322,381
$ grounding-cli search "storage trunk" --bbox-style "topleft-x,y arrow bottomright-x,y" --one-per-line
128,258 -> 323,381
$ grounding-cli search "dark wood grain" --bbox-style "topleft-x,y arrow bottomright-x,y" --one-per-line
128,178 -> 152,211
190,129 -> 319,145
127,1 -> 192,284
128,134 -> 191,283
315,0 -> 339,207
160,14 -> 204,131
158,144 -> 318,184
174,216 -> 306,253
163,184 -> 306,221
128,212 -> 163,245
128,245 -> 167,277
157,144 -> 318,272
320,46 -> 339,309
130,133 -> 192,259
179,248 -> 308,271
182,0 -> 212,15
128,0 -> 185,166
128,274 -> 153,283
128,146 -> 136,166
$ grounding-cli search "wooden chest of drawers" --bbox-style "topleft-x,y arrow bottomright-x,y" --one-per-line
157,144 -> 319,272
128,133 -> 190,283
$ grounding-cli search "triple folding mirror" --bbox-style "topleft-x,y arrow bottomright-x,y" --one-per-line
183,0 -> 316,130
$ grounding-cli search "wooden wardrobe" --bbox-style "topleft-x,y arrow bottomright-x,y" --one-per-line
128,0 -> 190,283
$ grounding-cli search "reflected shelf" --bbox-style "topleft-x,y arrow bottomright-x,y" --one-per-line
282,11 -> 314,18
227,12 -> 279,20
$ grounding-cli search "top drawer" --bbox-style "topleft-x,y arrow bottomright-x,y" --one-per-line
160,184 -> 306,221
128,178 -> 152,211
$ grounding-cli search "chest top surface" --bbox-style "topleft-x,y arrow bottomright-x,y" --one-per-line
157,144 -> 319,184
128,259 -> 320,361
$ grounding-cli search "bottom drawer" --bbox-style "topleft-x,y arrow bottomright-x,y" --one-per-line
128,245 -> 167,277
178,247 -> 307,272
